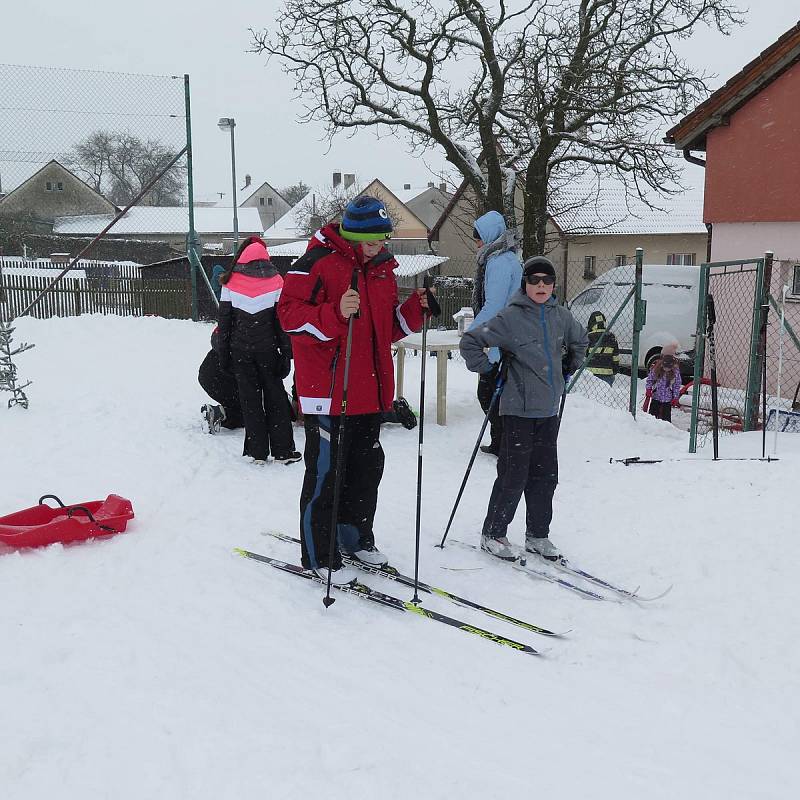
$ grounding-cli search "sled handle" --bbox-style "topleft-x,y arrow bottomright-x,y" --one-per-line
67,505 -> 96,522
38,494 -> 66,508
66,505 -> 117,533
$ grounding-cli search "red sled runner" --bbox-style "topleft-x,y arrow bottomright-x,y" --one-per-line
0,494 -> 134,549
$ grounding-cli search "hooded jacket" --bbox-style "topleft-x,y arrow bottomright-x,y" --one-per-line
469,211 -> 522,363
586,311 -> 620,377
460,293 -> 588,418
277,223 -> 425,416
216,237 -> 288,370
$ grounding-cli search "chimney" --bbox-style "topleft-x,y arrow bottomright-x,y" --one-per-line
439,182 -> 446,192
404,183 -> 412,190
332,172 -> 342,189
243,174 -> 252,188
344,173 -> 356,189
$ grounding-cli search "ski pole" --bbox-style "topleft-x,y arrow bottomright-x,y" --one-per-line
556,384 -> 568,433
773,285 -> 789,454
411,276 -> 441,604
706,294 -> 720,460
438,356 -> 509,549
323,268 -> 360,608
761,299 -> 769,460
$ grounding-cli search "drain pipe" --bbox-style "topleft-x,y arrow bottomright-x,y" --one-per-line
682,149 -> 711,261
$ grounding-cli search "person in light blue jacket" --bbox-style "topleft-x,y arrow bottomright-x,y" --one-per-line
469,210 -> 522,455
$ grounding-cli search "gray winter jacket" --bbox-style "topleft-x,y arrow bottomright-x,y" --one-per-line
460,293 -> 588,418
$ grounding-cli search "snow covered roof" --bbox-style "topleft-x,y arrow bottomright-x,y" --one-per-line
262,187 -> 325,240
263,179 -> 433,240
266,240 -> 447,278
53,207 -> 263,236
550,182 -> 706,236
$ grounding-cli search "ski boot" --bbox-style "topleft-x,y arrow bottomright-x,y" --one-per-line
201,404 -> 226,434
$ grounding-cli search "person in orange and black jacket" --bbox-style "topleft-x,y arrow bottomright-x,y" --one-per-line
217,236 -> 300,465
278,195 -> 430,584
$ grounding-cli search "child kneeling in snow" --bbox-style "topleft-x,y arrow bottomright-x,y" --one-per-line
459,256 -> 587,563
644,341 -> 683,422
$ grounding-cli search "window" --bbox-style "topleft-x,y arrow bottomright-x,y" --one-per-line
267,197 -> 273,206
583,255 -> 596,279
570,286 -> 604,307
45,181 -> 53,191
615,254 -> 627,266
667,253 -> 696,266
792,265 -> 800,297
56,181 -> 63,191
259,197 -> 265,206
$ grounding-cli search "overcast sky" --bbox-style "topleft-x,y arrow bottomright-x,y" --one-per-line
2,1 -> 798,200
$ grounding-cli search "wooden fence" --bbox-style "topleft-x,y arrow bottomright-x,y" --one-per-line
0,273 -> 192,320
0,257 -> 143,279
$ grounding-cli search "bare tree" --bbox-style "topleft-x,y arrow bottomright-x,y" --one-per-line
502,0 -> 741,255
251,1 -> 537,221
253,0 -> 739,257
70,131 -> 185,207
292,180 -> 405,237
280,180 -> 311,206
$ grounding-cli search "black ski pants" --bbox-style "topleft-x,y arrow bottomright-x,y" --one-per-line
482,415 -> 559,540
231,349 -> 295,461
477,362 -> 503,449
198,350 -> 244,428
299,413 -> 384,570
649,400 -> 672,422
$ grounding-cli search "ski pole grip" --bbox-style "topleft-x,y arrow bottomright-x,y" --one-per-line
499,354 -> 511,383
350,268 -> 360,320
422,274 -> 441,318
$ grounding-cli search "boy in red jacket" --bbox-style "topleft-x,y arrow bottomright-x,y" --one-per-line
278,196 -> 429,584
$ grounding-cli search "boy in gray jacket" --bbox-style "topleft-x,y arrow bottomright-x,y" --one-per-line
460,256 -> 588,561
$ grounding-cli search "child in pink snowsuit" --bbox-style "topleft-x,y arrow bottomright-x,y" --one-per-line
644,341 -> 683,422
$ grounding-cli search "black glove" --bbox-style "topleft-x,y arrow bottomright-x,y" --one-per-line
392,397 -> 418,430
276,350 -> 292,380
561,354 -> 571,381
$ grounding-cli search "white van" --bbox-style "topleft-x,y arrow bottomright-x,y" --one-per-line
567,264 -> 700,374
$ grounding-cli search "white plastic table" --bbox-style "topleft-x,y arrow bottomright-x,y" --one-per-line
394,329 -> 462,426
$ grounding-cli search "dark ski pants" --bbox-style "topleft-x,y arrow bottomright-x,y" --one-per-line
649,400 -> 672,422
197,350 -> 244,428
231,349 -> 296,461
299,413 -> 384,570
477,362 -> 503,449
482,415 -> 559,540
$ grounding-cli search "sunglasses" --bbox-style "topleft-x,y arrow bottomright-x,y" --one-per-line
525,274 -> 556,286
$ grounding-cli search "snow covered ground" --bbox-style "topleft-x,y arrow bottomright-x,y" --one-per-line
1,315 -> 798,800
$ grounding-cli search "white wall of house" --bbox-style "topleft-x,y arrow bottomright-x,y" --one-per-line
710,222 -> 800,263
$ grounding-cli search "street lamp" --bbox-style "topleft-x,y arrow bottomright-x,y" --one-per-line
217,117 -> 239,248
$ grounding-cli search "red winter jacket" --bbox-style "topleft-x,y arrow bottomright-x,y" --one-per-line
278,224 -> 425,415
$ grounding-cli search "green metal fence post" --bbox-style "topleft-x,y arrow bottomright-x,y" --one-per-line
688,263 -> 710,453
743,257 -> 766,430
628,248 -> 645,417
184,74 -> 201,322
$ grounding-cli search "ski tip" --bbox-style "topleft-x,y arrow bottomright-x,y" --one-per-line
634,583 -> 674,602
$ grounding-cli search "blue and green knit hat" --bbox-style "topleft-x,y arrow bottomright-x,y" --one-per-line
340,195 -> 393,242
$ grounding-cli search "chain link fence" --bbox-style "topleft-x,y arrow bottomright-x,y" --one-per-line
0,63 -> 200,322
561,256 -> 641,412
687,255 -> 800,451
766,259 -> 800,434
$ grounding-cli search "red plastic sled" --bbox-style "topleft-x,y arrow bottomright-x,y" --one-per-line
0,494 -> 134,549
